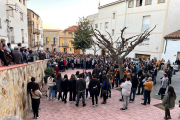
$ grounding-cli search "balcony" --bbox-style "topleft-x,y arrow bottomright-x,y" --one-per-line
11,36 -> 15,44
33,29 -> 41,35
62,43 -> 69,47
59,34 -> 74,38
22,37 -> 24,43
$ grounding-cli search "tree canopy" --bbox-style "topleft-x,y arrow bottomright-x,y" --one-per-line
71,17 -> 93,54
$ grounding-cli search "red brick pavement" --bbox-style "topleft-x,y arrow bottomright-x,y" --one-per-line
26,69 -> 180,120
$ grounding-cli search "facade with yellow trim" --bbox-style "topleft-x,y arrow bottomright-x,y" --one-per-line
86,0 -> 180,60
59,26 -> 81,54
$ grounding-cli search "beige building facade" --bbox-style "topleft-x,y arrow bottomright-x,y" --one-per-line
27,9 -> 43,50
43,29 -> 60,52
86,0 -> 180,60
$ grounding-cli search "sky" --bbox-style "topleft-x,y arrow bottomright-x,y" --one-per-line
27,0 -> 116,30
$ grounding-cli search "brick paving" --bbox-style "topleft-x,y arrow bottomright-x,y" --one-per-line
26,69 -> 180,120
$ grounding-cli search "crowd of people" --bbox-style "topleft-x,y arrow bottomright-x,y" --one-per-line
1,40 -> 180,119
25,50 -> 180,119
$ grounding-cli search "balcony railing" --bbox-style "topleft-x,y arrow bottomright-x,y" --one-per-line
22,37 -> 24,43
33,29 -> 41,35
59,34 -> 74,38
62,43 -> 69,47
11,36 -> 15,44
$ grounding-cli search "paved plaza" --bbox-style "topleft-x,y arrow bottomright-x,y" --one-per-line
26,69 -> 180,120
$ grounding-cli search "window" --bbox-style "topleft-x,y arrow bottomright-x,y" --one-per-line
10,27 -> 14,43
54,48 -> 56,52
100,23 -> 102,30
68,32 -> 72,35
54,38 -> 56,45
0,18 -> 2,29
46,37 -> 49,44
142,16 -> 150,32
46,48 -> 49,51
20,12 -> 23,21
128,0 -> 134,8
112,29 -> 114,36
158,0 -> 165,3
113,13 -> 115,19
21,29 -> 24,43
19,0 -> 21,3
136,0 -> 143,7
105,22 -> 109,29
145,0 -> 152,5
23,0 -> 25,6
89,24 -> 92,30
140,38 -> 149,45
33,14 -> 34,18
64,40 -> 68,46
9,7 -> 13,17
70,48 -> 71,51
95,24 -> 98,29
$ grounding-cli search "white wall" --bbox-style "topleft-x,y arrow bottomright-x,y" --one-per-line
162,39 -> 180,63
86,0 -> 179,61
0,0 -> 28,48
0,0 -> 8,43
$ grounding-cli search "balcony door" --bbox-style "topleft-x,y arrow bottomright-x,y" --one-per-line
10,27 -> 14,43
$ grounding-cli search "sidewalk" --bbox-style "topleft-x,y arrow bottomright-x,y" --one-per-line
26,69 -> 180,120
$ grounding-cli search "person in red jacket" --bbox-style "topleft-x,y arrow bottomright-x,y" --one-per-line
55,64 -> 59,74
64,59 -> 66,72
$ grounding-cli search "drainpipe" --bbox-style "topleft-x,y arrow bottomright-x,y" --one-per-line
6,0 -> 10,43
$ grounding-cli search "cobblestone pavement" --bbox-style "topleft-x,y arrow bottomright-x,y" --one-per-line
26,69 -> 180,120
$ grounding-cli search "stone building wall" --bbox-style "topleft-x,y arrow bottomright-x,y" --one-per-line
0,60 -> 48,119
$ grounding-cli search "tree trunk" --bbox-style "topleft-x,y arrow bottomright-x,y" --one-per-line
82,49 -> 85,58
118,58 -> 123,79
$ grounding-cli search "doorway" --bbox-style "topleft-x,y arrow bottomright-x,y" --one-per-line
177,52 -> 180,59
135,54 -> 150,60
64,48 -> 67,53
102,50 -> 105,55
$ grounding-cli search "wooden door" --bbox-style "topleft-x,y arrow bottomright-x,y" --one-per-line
177,52 -> 180,59
135,54 -> 150,60
102,50 -> 105,55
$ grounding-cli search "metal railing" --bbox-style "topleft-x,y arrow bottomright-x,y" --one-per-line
33,29 -> 41,35
59,34 -> 74,38
62,43 -> 69,47
11,36 -> 15,44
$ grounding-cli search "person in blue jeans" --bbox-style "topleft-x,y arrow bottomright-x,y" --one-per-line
47,75 -> 56,100
130,73 -> 138,102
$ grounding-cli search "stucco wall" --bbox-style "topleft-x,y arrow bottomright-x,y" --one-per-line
0,60 -> 48,120
162,40 -> 180,63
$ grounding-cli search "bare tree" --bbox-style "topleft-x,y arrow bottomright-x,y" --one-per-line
90,41 -> 100,55
93,26 -> 156,79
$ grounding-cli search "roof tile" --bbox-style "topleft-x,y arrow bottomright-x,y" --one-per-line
164,30 -> 180,39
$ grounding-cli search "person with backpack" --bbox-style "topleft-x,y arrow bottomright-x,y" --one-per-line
89,74 -> 100,107
162,86 -> 176,120
129,73 -> 138,103
55,73 -> 62,102
101,75 -> 109,104
69,74 -> 77,103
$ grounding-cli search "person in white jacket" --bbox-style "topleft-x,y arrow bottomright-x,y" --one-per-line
120,77 -> 132,111
47,75 -> 56,100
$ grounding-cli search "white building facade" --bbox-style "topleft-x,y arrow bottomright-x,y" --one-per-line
86,0 -> 180,60
0,0 -> 28,48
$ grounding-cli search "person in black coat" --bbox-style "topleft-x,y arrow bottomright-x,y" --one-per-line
137,70 -> 146,95
38,50 -> 44,60
89,74 -> 100,106
130,73 -> 139,102
69,74 -> 77,103
0,43 -> 8,66
59,60 -> 64,72
61,74 -> 69,103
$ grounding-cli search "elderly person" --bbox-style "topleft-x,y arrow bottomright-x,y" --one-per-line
12,47 -> 23,64
141,77 -> 154,105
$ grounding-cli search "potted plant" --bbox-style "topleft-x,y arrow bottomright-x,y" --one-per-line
44,67 -> 54,84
